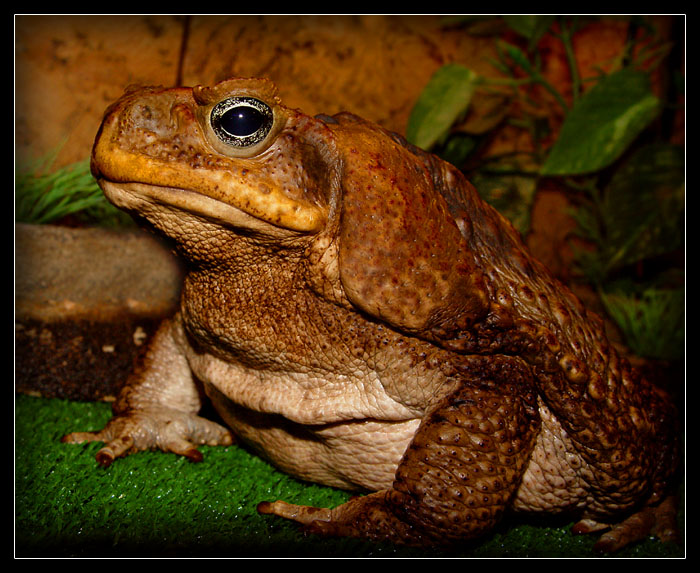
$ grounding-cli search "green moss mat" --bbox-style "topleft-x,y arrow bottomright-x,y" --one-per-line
15,394 -> 683,558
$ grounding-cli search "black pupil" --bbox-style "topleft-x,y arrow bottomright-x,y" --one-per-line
220,105 -> 264,137
211,97 -> 273,148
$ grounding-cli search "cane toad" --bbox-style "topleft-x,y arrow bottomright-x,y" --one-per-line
64,77 -> 679,552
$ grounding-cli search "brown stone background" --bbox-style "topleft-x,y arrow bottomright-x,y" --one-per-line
15,15 -> 682,166
15,15 -> 503,169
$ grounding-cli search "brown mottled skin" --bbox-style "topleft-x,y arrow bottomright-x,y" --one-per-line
63,78 -> 679,552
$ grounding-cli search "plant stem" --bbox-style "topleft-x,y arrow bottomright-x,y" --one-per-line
555,18 -> 582,104
535,76 -> 570,114
479,75 -> 568,114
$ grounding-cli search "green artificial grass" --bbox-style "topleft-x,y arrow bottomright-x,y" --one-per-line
15,394 -> 684,558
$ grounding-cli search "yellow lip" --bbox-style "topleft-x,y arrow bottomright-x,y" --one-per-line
92,135 -> 327,233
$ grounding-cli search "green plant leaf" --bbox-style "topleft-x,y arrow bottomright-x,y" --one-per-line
496,40 -> 536,75
602,143 -> 684,267
471,157 -> 539,235
570,143 -> 684,283
406,64 -> 480,151
599,285 -> 684,360
541,68 -> 661,176
503,15 -> 556,47
434,133 -> 478,168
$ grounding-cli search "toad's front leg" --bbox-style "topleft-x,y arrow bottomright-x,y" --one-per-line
259,377 -> 540,546
62,315 -> 233,466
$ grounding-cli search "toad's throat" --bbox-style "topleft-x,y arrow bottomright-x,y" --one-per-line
91,140 -> 326,232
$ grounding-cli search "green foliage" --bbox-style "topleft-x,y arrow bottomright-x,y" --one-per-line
569,142 -> 684,361
407,15 -> 684,360
470,158 -> 538,234
599,284 -> 684,360
406,63 -> 480,151
503,15 -> 556,48
570,143 -> 685,284
541,69 -> 662,175
15,153 -> 132,227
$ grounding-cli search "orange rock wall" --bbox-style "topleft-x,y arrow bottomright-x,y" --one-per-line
15,15 -> 499,168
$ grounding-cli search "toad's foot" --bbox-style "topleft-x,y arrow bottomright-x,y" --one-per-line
62,406 -> 234,467
572,495 -> 680,553
257,492 -> 423,545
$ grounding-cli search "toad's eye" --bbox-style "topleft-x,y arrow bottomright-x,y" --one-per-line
210,97 -> 274,148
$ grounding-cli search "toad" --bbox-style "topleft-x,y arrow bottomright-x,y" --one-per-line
63,77 -> 679,552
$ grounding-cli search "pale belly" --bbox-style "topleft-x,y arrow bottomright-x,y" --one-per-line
209,385 -> 421,491
189,350 -> 423,491
188,348 -> 593,502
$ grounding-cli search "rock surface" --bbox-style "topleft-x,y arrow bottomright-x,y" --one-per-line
15,223 -> 183,400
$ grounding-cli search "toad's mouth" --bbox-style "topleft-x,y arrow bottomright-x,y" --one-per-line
91,140 -> 326,233
98,178 -> 294,234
